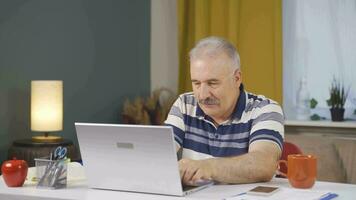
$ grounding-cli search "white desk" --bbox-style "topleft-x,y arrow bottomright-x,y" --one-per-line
1,177 -> 356,200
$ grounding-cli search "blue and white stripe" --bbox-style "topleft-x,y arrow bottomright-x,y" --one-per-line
165,86 -> 284,160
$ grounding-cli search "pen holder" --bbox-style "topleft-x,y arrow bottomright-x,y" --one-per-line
35,157 -> 69,189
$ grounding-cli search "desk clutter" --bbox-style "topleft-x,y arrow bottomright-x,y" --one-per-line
35,146 -> 69,189
26,161 -> 85,186
2,145 -> 86,189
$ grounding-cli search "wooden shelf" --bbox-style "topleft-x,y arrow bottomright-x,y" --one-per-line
285,120 -> 356,129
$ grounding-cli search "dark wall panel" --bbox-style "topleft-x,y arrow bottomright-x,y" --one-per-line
0,0 -> 151,164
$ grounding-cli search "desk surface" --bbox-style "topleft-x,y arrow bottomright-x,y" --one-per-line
1,177 -> 356,200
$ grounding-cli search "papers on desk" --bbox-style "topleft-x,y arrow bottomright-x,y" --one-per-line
225,187 -> 338,200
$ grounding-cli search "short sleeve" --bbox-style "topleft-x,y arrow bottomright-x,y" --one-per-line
249,101 -> 284,152
164,96 -> 186,148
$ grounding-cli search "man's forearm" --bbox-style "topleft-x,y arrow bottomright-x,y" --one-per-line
178,142 -> 281,185
207,151 -> 278,184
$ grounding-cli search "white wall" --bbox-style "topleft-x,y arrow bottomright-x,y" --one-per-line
150,0 -> 178,93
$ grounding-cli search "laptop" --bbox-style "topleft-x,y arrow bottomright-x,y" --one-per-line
74,122 -> 213,196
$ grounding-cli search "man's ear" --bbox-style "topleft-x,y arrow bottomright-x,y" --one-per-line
234,69 -> 242,84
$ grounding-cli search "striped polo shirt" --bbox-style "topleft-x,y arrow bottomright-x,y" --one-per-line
164,85 -> 284,160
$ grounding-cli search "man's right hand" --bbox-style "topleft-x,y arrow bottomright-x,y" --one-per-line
178,158 -> 213,186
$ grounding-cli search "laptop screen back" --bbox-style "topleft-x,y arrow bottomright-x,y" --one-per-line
75,123 -> 184,196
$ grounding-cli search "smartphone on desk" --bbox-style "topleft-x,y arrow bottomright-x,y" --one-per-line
246,186 -> 280,196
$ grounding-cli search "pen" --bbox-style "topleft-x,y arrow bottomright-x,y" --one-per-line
319,192 -> 338,200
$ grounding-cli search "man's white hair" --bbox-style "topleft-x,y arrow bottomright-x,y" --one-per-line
189,36 -> 241,70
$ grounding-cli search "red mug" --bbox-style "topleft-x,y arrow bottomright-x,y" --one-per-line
278,154 -> 317,189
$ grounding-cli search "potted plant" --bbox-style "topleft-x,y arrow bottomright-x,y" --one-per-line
326,78 -> 350,121
121,88 -> 176,125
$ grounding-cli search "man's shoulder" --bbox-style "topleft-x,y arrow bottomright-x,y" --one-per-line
171,92 -> 198,116
177,92 -> 197,105
245,91 -> 281,111
246,91 -> 279,104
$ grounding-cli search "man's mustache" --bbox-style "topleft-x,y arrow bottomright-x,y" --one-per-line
198,98 -> 219,105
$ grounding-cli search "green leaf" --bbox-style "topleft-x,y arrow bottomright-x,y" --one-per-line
310,98 -> 318,109
326,99 -> 332,107
327,78 -> 350,109
310,114 -> 321,121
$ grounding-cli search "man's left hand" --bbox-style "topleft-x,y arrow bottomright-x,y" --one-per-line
178,158 -> 214,186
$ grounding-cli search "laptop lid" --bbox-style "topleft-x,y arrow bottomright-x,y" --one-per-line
75,123 -> 186,196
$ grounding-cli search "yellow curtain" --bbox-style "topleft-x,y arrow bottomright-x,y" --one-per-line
178,0 -> 283,104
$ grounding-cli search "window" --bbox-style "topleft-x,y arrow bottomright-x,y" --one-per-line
283,0 -> 356,120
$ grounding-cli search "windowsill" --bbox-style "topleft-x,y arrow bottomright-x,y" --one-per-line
285,120 -> 356,129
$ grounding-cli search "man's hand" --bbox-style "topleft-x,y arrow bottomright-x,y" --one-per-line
178,158 -> 214,186
178,142 -> 280,185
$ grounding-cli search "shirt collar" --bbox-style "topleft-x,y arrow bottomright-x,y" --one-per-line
196,84 -> 246,120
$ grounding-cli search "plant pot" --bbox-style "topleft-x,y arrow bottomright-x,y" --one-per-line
330,108 -> 345,121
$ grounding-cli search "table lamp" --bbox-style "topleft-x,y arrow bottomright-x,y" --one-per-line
31,80 -> 63,142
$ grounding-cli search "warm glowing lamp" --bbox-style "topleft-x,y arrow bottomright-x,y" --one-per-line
31,80 -> 63,142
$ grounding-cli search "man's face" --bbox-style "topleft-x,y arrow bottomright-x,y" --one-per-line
190,54 -> 242,122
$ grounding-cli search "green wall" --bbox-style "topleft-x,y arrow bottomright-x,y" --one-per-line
0,0 -> 151,165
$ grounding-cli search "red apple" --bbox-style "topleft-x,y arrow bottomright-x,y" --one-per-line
1,158 -> 28,187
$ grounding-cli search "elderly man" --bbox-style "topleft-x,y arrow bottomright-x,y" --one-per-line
165,36 -> 284,186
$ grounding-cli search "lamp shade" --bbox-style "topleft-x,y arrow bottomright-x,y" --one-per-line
31,80 -> 63,132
